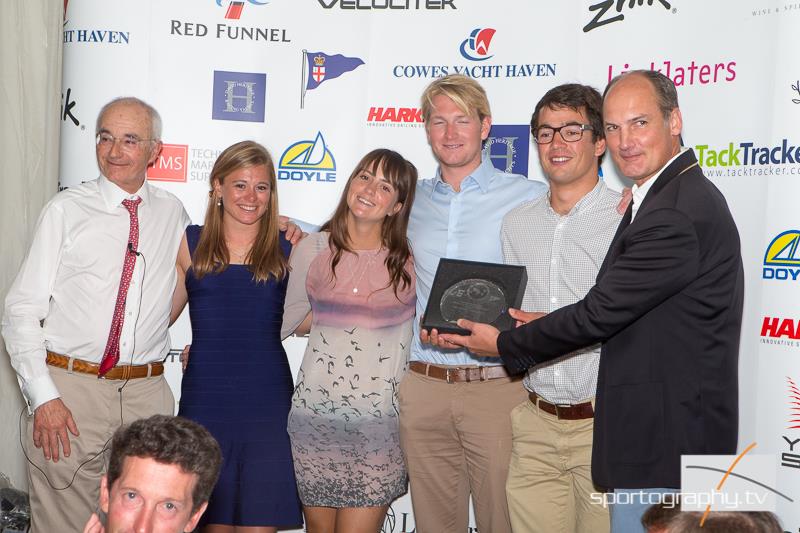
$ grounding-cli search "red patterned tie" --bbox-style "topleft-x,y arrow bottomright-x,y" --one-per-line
98,197 -> 142,377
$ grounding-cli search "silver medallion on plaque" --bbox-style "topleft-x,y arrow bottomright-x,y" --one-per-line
440,278 -> 507,324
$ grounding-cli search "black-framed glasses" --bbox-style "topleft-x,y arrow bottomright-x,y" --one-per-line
95,132 -> 156,152
533,124 -> 593,144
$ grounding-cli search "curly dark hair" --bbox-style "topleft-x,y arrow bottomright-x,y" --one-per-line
106,415 -> 222,512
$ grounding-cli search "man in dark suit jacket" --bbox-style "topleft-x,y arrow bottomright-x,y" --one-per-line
442,70 -> 744,532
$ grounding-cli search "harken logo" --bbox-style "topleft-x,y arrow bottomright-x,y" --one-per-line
277,132 -> 337,183
211,70 -> 266,122
216,0 -> 270,20
459,28 -> 495,61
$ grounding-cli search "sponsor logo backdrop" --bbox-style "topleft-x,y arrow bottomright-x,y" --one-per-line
59,0 -> 800,529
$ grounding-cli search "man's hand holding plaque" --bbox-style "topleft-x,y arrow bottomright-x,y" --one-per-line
420,258 -> 530,355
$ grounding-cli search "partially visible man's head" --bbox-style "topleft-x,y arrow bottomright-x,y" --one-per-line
421,75 -> 492,178
531,83 -> 606,186
602,70 -> 682,185
95,97 -> 163,194
641,502 -> 782,533
100,415 -> 222,533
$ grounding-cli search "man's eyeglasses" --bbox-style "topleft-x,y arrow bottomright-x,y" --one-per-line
95,132 -> 156,152
533,124 -> 593,144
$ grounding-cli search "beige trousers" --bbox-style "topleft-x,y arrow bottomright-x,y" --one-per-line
24,365 -> 174,533
398,369 -> 527,533
506,398 -> 609,533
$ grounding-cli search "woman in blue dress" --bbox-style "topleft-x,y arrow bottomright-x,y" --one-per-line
172,140 -> 302,533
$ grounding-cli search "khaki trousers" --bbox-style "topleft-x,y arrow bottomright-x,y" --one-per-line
398,369 -> 526,533
506,398 -> 609,533
23,366 -> 174,533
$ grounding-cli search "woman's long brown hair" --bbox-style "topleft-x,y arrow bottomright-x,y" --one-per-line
320,149 -> 417,298
192,140 -> 288,282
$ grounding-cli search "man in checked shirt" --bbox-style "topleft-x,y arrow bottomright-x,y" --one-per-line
501,83 -> 621,533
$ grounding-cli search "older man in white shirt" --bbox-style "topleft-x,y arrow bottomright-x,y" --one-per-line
2,97 -> 189,533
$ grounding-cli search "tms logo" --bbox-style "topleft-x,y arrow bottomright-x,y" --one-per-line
763,231 -> 800,281
584,0 -> 674,33
147,144 -> 189,182
366,106 -> 423,127
212,70 -> 266,122
216,0 -> 270,20
277,132 -> 337,183
459,28 -> 495,62
484,124 -> 529,176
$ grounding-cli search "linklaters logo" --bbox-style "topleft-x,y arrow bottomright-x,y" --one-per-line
584,0 -> 676,33
277,132 -> 337,183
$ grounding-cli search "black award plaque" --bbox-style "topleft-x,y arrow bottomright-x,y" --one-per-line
422,258 -> 528,336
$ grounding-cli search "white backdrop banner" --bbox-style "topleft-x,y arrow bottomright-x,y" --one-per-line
59,0 -> 800,530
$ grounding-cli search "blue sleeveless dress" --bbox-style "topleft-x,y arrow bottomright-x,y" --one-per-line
178,225 -> 302,528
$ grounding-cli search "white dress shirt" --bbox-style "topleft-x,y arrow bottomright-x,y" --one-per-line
2,176 -> 190,410
630,148 -> 688,222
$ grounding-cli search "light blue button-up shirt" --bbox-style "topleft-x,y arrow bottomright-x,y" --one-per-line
407,157 -> 548,366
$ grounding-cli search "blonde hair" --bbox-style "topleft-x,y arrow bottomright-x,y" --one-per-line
192,141 -> 288,282
420,74 -> 491,123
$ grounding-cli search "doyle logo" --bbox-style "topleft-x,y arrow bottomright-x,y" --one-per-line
278,132 -> 337,183
147,144 -> 188,182
212,70 -> 266,122
484,124 -> 529,176
459,28 -> 495,62
763,230 -> 800,281
217,0 -> 270,20
584,0 -> 674,33
317,0 -> 456,9
366,106 -> 423,128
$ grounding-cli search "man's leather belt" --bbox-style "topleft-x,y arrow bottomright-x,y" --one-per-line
529,391 -> 594,420
409,361 -> 511,383
46,351 -> 164,380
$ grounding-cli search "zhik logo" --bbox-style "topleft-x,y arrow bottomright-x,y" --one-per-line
584,0 -> 673,33
211,70 -> 266,122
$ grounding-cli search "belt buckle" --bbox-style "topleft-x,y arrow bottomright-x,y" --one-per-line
479,367 -> 487,382
555,403 -> 571,419
445,368 -> 452,384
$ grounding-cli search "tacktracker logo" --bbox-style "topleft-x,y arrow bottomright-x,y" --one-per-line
217,0 -> 270,20
584,0 -> 676,33
277,132 -> 337,183
484,125 -> 530,176
392,28 -> 556,80
607,59 -> 736,86
147,144 -> 189,182
317,0 -> 456,10
762,230 -> 800,281
211,71 -> 266,122
697,139 -> 800,179
459,28 -> 495,61
366,106 -> 423,128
